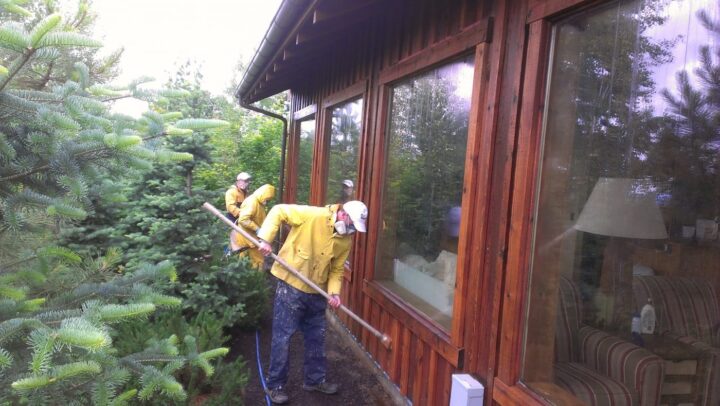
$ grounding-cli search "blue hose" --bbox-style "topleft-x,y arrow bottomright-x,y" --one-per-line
256,330 -> 272,406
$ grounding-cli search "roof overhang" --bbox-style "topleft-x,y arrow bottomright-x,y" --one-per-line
236,0 -> 382,104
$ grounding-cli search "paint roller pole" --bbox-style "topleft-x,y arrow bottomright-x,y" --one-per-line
202,202 -> 392,350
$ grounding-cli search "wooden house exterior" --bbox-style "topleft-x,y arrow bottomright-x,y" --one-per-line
237,0 -> 720,405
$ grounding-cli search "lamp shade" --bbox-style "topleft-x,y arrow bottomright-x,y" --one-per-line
574,178 -> 668,239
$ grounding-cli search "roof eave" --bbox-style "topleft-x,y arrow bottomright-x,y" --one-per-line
235,0 -> 315,104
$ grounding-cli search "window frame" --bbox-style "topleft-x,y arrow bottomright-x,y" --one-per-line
494,0 -> 616,403
290,104 -> 317,204
318,81 -> 368,282
362,19 -> 491,361
319,80 -> 368,207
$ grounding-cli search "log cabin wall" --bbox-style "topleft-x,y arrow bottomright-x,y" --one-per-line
282,1 -> 502,405
240,0 -> 720,403
273,0 -> 619,404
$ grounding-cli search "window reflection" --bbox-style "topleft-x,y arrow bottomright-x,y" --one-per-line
296,119 -> 315,205
326,98 -> 363,204
375,55 -> 473,330
524,1 -> 720,405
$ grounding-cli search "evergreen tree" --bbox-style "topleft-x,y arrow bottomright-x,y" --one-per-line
0,1 -> 231,402
647,7 -> 720,227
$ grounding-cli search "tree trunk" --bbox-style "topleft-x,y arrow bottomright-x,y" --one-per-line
185,170 -> 193,197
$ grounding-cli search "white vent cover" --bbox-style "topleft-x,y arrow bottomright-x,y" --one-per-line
449,374 -> 484,406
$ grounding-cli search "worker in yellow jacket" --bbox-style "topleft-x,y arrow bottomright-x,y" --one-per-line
225,172 -> 252,221
234,184 -> 275,269
225,172 -> 251,252
256,200 -> 368,404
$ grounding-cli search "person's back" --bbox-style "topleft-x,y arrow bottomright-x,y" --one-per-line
234,184 -> 275,269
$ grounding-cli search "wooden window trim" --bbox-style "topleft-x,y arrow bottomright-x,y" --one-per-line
363,279 -> 463,367
526,0 -> 605,23
495,7 -> 595,403
293,104 -> 317,121
318,80 -> 368,210
366,38 -> 490,350
290,113 -> 318,204
378,17 -> 492,86
322,80 -> 368,110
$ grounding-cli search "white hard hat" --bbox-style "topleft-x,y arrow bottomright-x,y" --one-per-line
343,200 -> 367,233
342,179 -> 354,188
236,172 -> 252,181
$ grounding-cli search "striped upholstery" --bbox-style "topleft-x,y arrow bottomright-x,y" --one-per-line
633,276 -> 720,406
578,327 -> 664,406
555,363 -> 632,406
555,277 -> 665,406
556,276 -> 582,363
632,276 -> 720,347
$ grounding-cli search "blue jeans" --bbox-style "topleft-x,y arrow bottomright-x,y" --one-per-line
266,280 -> 327,389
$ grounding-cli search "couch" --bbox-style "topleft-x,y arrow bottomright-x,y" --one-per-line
633,276 -> 720,406
554,277 -> 665,405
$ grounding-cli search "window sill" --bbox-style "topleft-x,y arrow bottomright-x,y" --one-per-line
363,279 -> 463,367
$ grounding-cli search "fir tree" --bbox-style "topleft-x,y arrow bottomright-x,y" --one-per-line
0,1 -> 231,402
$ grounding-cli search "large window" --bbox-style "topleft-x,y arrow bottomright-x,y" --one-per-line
325,98 -> 363,204
296,119 -> 315,205
524,1 -> 720,405
375,56 -> 474,330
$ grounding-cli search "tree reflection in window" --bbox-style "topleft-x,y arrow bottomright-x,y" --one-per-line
524,1 -> 720,404
326,99 -> 363,204
375,55 -> 474,329
296,119 -> 315,205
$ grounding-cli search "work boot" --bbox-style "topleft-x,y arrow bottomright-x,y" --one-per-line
265,386 -> 289,404
302,380 -> 339,395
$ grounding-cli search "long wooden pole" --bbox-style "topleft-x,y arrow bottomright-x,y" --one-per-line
202,202 -> 392,350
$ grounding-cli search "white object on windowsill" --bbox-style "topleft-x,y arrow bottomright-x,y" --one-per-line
393,258 -> 453,316
641,299 -> 656,334
632,264 -> 655,276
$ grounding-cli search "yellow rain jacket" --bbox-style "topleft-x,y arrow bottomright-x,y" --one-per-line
257,204 -> 351,295
225,185 -> 247,219
234,184 -> 276,269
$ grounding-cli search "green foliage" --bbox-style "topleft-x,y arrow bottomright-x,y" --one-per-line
182,257 -> 270,329
111,308 -> 244,405
0,1 -> 239,403
0,254 -> 228,404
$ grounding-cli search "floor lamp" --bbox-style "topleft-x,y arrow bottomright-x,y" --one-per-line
574,178 -> 668,330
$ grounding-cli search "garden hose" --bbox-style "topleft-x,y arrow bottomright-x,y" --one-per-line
256,330 -> 272,406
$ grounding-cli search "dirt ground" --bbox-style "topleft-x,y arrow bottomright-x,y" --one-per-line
230,300 -> 399,405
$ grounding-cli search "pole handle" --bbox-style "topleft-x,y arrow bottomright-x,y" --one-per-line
202,202 -> 392,350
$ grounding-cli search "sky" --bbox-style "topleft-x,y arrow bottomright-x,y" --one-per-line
90,0 -> 282,116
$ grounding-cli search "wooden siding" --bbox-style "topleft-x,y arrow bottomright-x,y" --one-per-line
276,0 -> 605,404
283,1 -> 495,405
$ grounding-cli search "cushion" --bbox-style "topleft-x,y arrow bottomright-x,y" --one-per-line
633,276 -> 720,346
554,362 -> 633,406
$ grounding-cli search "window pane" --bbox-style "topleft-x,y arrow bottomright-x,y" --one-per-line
325,98 -> 363,204
524,1 -> 720,405
296,119 -> 315,205
375,55 -> 474,330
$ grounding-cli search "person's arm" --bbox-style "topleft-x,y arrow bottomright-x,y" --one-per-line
225,188 -> 241,218
238,199 -> 260,232
256,204 -> 305,255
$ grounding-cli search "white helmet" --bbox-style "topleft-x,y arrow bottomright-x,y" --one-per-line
343,200 -> 367,233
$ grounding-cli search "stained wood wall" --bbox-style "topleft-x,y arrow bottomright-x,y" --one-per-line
277,0 -> 573,404
282,1 -> 498,405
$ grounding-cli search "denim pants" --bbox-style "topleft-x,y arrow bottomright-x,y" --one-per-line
266,280 -> 328,389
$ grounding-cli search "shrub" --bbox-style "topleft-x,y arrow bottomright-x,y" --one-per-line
181,257 -> 270,330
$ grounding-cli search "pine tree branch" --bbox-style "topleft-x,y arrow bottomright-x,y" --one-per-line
37,61 -> 55,90
0,132 -> 167,182
0,49 -> 36,93
101,95 -> 133,103
0,255 -> 38,274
